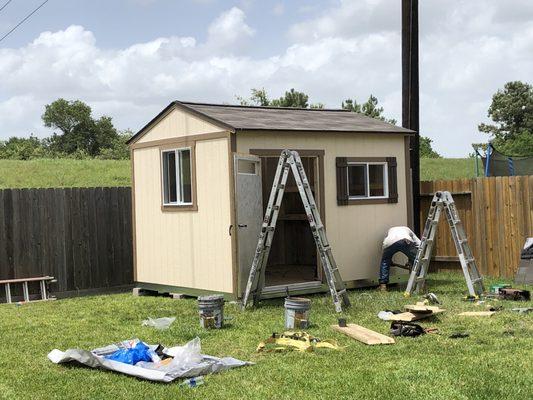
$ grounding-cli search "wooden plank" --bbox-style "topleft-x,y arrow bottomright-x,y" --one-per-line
404,304 -> 445,313
85,188 -> 99,288
528,175 -> 533,236
494,177 -> 505,278
458,311 -> 496,317
0,190 -> 8,280
485,178 -> 496,277
507,177 -> 517,277
63,188 -> 75,291
119,187 -> 134,285
95,187 -> 110,288
54,188 -> 68,292
331,324 -> 395,345
2,190 -> 14,281
388,309 -> 445,322
109,187 -> 121,287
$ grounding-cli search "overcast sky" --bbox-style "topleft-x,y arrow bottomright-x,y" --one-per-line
1,0 -> 532,156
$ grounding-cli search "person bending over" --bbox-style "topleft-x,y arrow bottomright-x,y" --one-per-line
379,226 -> 420,291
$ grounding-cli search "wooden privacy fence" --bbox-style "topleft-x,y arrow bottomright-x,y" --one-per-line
420,176 -> 533,278
0,187 -> 133,298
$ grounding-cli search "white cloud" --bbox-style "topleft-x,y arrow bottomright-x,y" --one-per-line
1,1 -> 532,156
206,7 -> 255,51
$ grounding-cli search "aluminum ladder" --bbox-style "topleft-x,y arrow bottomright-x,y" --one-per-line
404,191 -> 484,297
241,150 -> 351,313
1,276 -> 55,304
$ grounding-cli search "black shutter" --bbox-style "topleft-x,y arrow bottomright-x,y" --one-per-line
336,157 -> 349,205
386,157 -> 398,203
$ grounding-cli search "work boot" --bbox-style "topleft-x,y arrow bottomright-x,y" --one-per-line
378,284 -> 387,292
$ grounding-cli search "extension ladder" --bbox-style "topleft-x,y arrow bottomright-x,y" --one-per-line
1,276 -> 55,304
405,191 -> 484,297
241,150 -> 350,313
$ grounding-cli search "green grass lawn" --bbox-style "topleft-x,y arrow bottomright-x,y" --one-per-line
0,158 -> 478,189
0,272 -> 531,400
421,158 -> 479,181
0,159 -> 131,189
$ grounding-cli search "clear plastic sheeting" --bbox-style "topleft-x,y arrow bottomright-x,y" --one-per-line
142,317 -> 176,330
47,337 -> 251,383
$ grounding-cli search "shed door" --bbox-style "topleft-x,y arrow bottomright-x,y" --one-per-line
234,154 -> 263,295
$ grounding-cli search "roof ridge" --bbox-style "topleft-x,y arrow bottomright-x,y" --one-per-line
178,100 -> 351,112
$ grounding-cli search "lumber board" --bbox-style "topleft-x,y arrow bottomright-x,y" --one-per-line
332,323 -> 395,345
458,311 -> 496,317
405,304 -> 442,313
388,309 -> 445,322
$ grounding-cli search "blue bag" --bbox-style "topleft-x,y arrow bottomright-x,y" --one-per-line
105,341 -> 153,365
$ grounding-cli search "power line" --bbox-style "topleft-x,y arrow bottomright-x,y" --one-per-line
0,0 -> 13,13
0,0 -> 50,43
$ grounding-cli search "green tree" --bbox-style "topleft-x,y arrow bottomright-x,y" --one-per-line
42,99 -> 121,157
97,129 -> 133,160
237,88 -> 310,108
342,95 -> 397,124
0,135 -> 49,160
478,81 -> 533,156
419,136 -> 441,158
270,88 -> 309,108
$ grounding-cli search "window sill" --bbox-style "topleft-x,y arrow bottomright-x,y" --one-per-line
338,198 -> 396,205
161,204 -> 198,212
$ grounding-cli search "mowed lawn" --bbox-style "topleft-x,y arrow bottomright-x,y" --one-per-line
0,158 -> 478,189
0,272 -> 531,400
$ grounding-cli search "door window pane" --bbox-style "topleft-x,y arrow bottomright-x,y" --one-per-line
348,165 -> 367,197
369,164 -> 385,197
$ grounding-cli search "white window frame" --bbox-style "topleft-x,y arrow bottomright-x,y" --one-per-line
347,161 -> 389,200
161,147 -> 193,206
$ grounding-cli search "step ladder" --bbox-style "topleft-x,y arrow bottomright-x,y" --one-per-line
1,276 -> 55,304
404,191 -> 484,297
241,150 -> 351,313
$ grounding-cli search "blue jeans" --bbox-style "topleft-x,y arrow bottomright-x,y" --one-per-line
379,240 -> 418,284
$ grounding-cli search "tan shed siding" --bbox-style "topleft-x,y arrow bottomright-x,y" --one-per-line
133,137 -> 234,292
237,131 -> 408,282
137,107 -> 224,143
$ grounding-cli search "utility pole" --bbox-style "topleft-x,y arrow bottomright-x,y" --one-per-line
402,0 -> 420,235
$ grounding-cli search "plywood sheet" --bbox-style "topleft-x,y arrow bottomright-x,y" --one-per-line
332,323 -> 395,345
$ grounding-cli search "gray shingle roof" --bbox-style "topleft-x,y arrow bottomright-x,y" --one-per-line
129,101 -> 414,144
180,101 -> 413,134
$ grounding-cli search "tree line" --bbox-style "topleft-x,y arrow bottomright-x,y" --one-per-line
0,99 -> 131,160
2,81 -> 529,160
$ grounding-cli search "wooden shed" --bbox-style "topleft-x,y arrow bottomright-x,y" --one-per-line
128,101 -> 415,298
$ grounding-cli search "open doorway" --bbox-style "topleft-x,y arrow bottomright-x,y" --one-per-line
251,150 -> 325,288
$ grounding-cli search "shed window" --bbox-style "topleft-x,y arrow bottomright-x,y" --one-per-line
336,157 -> 398,205
347,162 -> 388,199
162,148 -> 192,205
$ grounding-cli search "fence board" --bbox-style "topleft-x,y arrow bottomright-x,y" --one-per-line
420,175 -> 533,278
0,187 -> 133,298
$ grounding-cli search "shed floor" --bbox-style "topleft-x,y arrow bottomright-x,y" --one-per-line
264,264 -> 318,286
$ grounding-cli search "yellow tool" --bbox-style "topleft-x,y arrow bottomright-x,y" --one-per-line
257,331 -> 340,353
